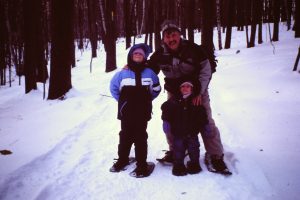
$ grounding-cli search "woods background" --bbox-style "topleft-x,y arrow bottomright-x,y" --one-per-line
0,0 -> 299,99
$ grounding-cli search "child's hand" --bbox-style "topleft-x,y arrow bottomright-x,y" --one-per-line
192,95 -> 202,106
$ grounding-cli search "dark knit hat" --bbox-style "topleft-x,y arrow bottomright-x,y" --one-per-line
161,20 -> 181,35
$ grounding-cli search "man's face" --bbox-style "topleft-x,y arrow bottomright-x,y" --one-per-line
163,30 -> 181,51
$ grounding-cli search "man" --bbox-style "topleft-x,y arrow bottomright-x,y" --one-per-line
148,20 -> 230,174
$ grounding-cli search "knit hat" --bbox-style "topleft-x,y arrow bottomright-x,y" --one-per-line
180,81 -> 193,88
132,48 -> 146,58
161,20 -> 181,35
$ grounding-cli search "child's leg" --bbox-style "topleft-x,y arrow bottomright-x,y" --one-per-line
133,120 -> 148,168
117,120 -> 134,162
173,136 -> 186,165
187,135 -> 200,164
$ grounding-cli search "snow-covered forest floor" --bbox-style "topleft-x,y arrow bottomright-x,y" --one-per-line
1,25 -> 300,200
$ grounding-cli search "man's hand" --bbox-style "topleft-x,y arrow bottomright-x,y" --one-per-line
192,95 -> 202,106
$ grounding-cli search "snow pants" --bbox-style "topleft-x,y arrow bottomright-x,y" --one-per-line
173,135 -> 200,165
164,89 -> 224,156
118,119 -> 148,167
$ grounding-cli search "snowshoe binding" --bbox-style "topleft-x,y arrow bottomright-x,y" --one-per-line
109,157 -> 136,172
156,150 -> 173,164
130,162 -> 155,178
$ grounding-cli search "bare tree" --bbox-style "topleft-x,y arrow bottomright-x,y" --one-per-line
216,0 -> 223,50
48,0 -> 74,100
224,0 -> 234,49
99,0 -> 117,72
0,0 -> 6,85
272,0 -> 280,41
295,0 -> 300,37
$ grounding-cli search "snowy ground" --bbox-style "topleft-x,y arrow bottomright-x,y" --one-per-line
0,25 -> 300,200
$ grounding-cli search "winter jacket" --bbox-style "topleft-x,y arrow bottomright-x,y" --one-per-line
161,95 -> 208,137
110,44 -> 161,121
148,39 -> 212,96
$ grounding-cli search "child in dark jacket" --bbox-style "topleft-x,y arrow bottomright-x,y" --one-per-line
161,80 -> 208,176
110,43 -> 161,177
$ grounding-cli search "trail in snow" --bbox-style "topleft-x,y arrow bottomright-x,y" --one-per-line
0,90 -> 273,200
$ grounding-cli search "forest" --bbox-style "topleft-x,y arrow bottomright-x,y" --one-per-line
0,0 -> 299,100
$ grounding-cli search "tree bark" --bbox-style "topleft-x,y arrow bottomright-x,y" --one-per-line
87,0 -> 98,58
201,0 -> 215,55
272,0 -> 280,41
24,0 -> 37,93
186,0 -> 195,43
295,0 -> 300,37
99,0 -> 117,72
216,0 -> 223,50
48,0 -> 74,100
224,0 -> 234,49
0,0 -> 6,85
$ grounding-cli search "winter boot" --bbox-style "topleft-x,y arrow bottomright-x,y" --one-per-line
161,151 -> 173,163
131,162 -> 155,178
109,159 -> 129,172
172,163 -> 187,176
204,153 -> 232,175
186,161 -> 202,174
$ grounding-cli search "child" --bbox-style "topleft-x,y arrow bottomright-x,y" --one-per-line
110,43 -> 161,177
161,79 -> 208,176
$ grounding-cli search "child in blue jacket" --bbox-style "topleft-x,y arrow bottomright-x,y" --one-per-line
110,43 -> 161,176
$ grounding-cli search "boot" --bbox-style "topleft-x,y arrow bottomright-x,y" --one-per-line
109,159 -> 129,172
186,161 -> 202,174
161,151 -> 173,163
172,163 -> 187,176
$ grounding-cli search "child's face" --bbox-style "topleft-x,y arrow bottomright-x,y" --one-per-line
180,84 -> 192,95
132,52 -> 144,63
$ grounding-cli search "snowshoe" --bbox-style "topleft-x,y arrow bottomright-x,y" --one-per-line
156,150 -> 173,164
109,157 -> 136,172
204,153 -> 232,176
172,163 -> 187,176
130,162 -> 155,178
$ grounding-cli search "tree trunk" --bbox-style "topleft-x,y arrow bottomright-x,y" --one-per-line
24,0 -> 37,93
286,0 -> 292,30
154,0 -> 161,51
87,0 -> 98,58
216,0 -> 223,50
295,0 -> 300,37
201,0 -> 215,55
249,0 -> 260,47
244,0 -> 250,47
48,0 -> 74,100
186,0 -> 195,43
201,0 -> 216,73
100,0 -> 117,72
272,0 -> 280,41
224,0 -> 234,49
124,0 -> 132,49
0,0 -> 6,85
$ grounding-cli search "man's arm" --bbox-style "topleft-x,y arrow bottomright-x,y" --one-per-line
147,51 -> 161,75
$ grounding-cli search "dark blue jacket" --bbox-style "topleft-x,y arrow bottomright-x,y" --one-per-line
161,95 -> 208,137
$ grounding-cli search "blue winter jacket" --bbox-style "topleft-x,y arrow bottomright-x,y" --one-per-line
110,64 -> 161,121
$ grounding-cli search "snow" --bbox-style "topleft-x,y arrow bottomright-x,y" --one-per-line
1,25 -> 300,200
